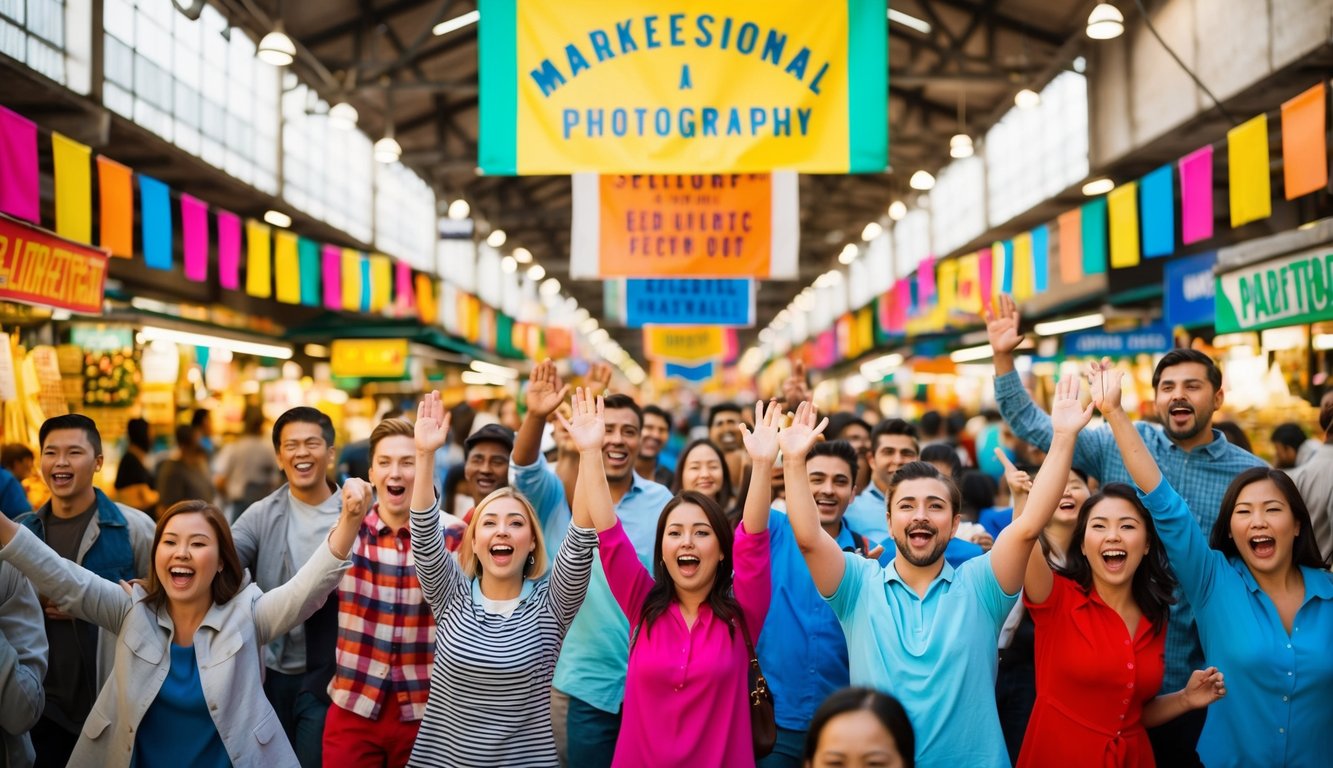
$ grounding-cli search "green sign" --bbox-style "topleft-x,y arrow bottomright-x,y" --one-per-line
70,325 -> 134,352
1214,247 -> 1333,333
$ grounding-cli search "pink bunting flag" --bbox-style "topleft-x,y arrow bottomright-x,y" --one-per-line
978,247 -> 994,304
1179,146 -> 1214,245
394,261 -> 415,315
917,256 -> 936,304
180,194 -> 209,283
0,105 -> 39,223
322,245 -> 343,310
216,210 -> 241,290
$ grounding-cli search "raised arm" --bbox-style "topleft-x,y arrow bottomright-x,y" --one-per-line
739,400 -> 781,535
0,516 -> 132,634
410,391 -> 465,614
991,373 -> 1093,596
559,388 -> 616,532
781,402 -> 843,596
326,478 -> 372,562
514,359 -> 570,467
1088,359 -> 1161,493
0,562 -> 46,738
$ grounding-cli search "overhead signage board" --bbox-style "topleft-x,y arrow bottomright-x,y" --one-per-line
479,0 -> 888,174
1062,322 -> 1173,358
621,278 -> 755,327
330,339 -> 411,379
1163,251 -> 1216,328
1215,245 -> 1333,333
0,214 -> 108,315
643,325 -> 724,362
571,172 -> 798,278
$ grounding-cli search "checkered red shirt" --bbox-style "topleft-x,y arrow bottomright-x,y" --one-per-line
328,506 -> 435,721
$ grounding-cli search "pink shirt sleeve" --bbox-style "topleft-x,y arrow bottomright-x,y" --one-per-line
731,524 -> 772,641
598,520 -> 655,627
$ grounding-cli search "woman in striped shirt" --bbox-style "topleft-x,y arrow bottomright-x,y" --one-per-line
406,391 -> 597,768
563,392 -> 801,767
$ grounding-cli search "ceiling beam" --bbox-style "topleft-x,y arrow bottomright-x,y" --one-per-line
302,0 -> 450,48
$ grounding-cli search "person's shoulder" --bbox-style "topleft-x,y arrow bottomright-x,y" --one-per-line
117,503 -> 155,529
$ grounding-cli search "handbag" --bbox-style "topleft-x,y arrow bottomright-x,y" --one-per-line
736,619 -> 777,758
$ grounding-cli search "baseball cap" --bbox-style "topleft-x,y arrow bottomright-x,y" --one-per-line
464,423 -> 515,456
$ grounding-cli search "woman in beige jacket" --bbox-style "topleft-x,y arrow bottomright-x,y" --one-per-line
0,481 -> 372,768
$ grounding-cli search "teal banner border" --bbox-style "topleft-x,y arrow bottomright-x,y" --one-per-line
478,0 -> 518,175
847,0 -> 888,173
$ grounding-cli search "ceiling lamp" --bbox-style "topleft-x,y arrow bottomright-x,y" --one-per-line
500,256 -> 517,274
1081,178 -> 1116,196
262,209 -> 291,228
512,246 -> 532,263
433,9 -> 480,37
909,170 -> 935,190
888,200 -> 908,221
1086,3 -> 1125,40
861,221 -> 883,241
838,243 -> 859,265
949,133 -> 974,158
327,102 -> 358,129
886,9 -> 931,35
447,198 -> 470,220
486,229 -> 507,248
257,23 -> 296,67
540,278 -> 562,296
1014,88 -> 1041,109
526,264 -> 546,281
373,134 -> 402,164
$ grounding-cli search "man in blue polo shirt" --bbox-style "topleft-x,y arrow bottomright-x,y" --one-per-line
757,439 -> 876,768
510,360 -> 672,768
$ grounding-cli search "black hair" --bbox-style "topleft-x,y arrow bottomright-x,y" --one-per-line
271,406 -> 335,451
1271,423 -> 1307,451
826,412 -> 872,442
809,439 -> 860,480
640,491 -> 741,638
919,444 -> 962,479
1152,348 -> 1222,391
0,443 -> 33,471
958,469 -> 998,520
919,410 -> 943,437
708,402 -> 743,428
1211,467 -> 1330,568
603,393 -> 643,428
670,439 -> 734,513
871,418 -> 919,452
1055,483 -> 1177,632
641,404 -> 671,427
887,461 -> 961,516
1214,421 -> 1253,454
804,687 -> 915,768
40,414 -> 103,456
191,408 -> 211,429
127,418 -> 151,453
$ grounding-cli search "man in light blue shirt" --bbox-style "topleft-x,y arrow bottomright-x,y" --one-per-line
986,294 -> 1264,765
844,419 -> 920,542
509,361 -> 671,768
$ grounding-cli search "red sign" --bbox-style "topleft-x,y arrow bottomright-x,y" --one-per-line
0,214 -> 108,314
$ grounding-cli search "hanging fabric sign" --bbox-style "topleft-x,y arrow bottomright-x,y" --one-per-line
216,210 -> 241,290
1215,246 -> 1333,333
139,175 -> 173,271
330,339 -> 410,379
619,278 -> 754,327
0,214 -> 108,314
571,172 -> 798,278
0,105 -> 38,224
96,156 -> 134,258
479,0 -> 887,174
1164,251 -> 1216,329
666,360 -> 715,382
643,325 -> 724,361
51,132 -> 92,244
180,194 -> 209,283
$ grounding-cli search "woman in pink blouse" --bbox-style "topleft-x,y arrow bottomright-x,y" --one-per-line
563,392 -> 818,767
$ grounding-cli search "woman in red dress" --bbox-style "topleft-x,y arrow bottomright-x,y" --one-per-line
1014,376 -> 1227,767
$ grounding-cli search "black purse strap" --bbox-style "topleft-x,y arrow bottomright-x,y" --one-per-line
734,617 -> 770,702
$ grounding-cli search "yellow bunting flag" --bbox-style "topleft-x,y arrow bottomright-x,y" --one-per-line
1227,114 -> 1272,228
245,220 -> 272,298
937,259 -> 959,311
1108,182 -> 1140,268
95,156 -> 134,258
341,249 -> 362,312
1011,233 -> 1035,299
956,252 -> 981,314
855,308 -> 874,354
274,231 -> 301,304
51,133 -> 92,244
369,254 -> 392,312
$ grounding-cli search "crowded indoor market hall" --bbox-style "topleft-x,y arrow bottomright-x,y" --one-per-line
1,1 -> 1331,767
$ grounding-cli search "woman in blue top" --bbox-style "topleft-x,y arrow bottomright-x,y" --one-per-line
1093,358 -> 1333,768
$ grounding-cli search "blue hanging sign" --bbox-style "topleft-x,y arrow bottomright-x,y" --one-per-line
1164,251 -> 1217,328
665,361 -> 715,382
623,279 -> 754,328
1063,322 -> 1173,358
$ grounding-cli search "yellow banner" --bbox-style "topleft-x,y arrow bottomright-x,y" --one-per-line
51,133 -> 92,244
370,254 -> 392,312
245,220 -> 272,299
1228,114 -> 1272,228
274,231 -> 301,304
341,249 -> 362,312
330,339 -> 410,379
644,325 -> 724,361
1108,182 -> 1140,269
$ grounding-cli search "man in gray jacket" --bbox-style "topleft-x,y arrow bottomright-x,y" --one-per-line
231,406 -> 342,768
0,560 -> 46,768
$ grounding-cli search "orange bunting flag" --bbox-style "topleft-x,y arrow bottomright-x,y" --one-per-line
1281,83 -> 1328,200
1057,209 -> 1083,284
96,155 -> 134,258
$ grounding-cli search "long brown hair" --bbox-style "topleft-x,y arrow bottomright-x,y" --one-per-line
144,501 -> 244,609
639,491 -> 741,639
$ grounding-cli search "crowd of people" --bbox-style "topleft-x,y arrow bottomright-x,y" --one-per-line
1,294 -> 1331,768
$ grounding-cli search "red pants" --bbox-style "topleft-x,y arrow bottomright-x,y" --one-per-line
322,701 -> 421,768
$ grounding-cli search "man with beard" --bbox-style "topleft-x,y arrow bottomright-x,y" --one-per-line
985,293 -> 1262,766
708,403 -> 747,495
635,405 -> 674,487
510,360 -> 672,768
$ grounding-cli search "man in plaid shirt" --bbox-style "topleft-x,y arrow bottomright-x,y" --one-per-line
323,418 -> 435,767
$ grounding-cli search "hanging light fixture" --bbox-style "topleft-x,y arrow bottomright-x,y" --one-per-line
257,22 -> 296,66
1081,178 -> 1116,196
861,221 -> 883,241
328,102 -> 358,129
447,199 -> 470,220
888,200 -> 908,221
1086,3 -> 1125,40
909,170 -> 935,190
373,134 -> 402,163
486,229 -> 507,248
950,89 -> 974,158
526,264 -> 546,281
1014,88 -> 1041,109
512,247 -> 533,264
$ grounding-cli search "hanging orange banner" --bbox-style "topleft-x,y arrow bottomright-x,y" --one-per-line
96,155 -> 133,258
0,214 -> 108,314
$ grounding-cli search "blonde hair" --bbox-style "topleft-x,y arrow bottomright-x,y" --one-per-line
457,487 -> 549,581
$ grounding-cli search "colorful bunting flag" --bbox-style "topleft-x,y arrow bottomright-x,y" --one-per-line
957,252 -> 981,314
995,241 -> 1013,294
1108,182 -> 1140,268
416,273 -> 437,326
180,194 -> 209,282
395,261 -> 416,315
369,255 -> 392,313
51,132 -> 92,244
1227,114 -> 1272,228
1081,197 -> 1108,275
1140,165 -> 1175,258
1057,209 -> 1083,284
978,248 -> 994,305
96,156 -> 134,258
298,238 -> 320,307
938,259 -> 959,312
274,230 -> 300,304
917,256 -> 936,305
0,105 -> 38,223
342,249 -> 362,312
1178,146 -> 1214,245
217,210 -> 241,289
1031,225 -> 1050,293
245,219 -> 272,297
322,245 -> 342,310
139,175 -> 173,271
1281,83 -> 1328,200
1011,233 -> 1033,300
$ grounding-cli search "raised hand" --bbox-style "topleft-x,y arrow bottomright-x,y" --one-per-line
1050,373 -> 1095,436
782,360 -> 812,410
983,294 -> 1024,355
1182,667 -> 1227,708
526,359 -> 571,419
556,387 -> 605,454
778,401 -> 829,460
1086,358 -> 1124,416
994,447 -> 1032,499
414,390 -> 451,454
741,399 -> 782,465
585,361 -> 613,395
341,477 -> 374,522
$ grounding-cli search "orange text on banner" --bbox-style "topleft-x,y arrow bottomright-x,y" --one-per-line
330,339 -> 409,379
0,214 -> 108,314
644,325 -> 724,361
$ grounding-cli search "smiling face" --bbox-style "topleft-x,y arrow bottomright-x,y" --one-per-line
41,428 -> 102,504
1230,478 -> 1300,577
640,412 -> 670,462
277,422 -> 335,494
465,441 -> 510,501
602,407 -> 642,483
1154,362 -> 1223,445
808,454 -> 855,529
1056,471 -> 1092,526
810,709 -> 906,768
472,496 -> 537,582
154,512 -> 221,607
1080,496 -> 1150,589
680,443 -> 725,502
870,434 -> 919,491
889,477 -> 958,567
709,410 -> 743,452
370,435 -> 416,518
661,502 -> 724,597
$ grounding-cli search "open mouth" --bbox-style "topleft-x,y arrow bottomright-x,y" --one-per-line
1167,404 -> 1194,427
676,554 -> 701,578
815,498 -> 839,515
1249,536 -> 1276,558
292,461 -> 316,476
604,449 -> 629,467
473,474 -> 498,493
382,484 -> 407,502
168,566 -> 195,589
48,472 -> 75,488
905,525 -> 935,548
1058,499 -> 1077,512
1101,549 -> 1128,572
489,544 -> 514,566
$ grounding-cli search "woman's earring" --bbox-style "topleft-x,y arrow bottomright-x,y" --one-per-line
527,553 -> 536,566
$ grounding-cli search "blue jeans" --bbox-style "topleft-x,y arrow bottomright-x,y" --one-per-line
565,694 -> 621,768
263,671 -> 329,768
757,727 -> 807,768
